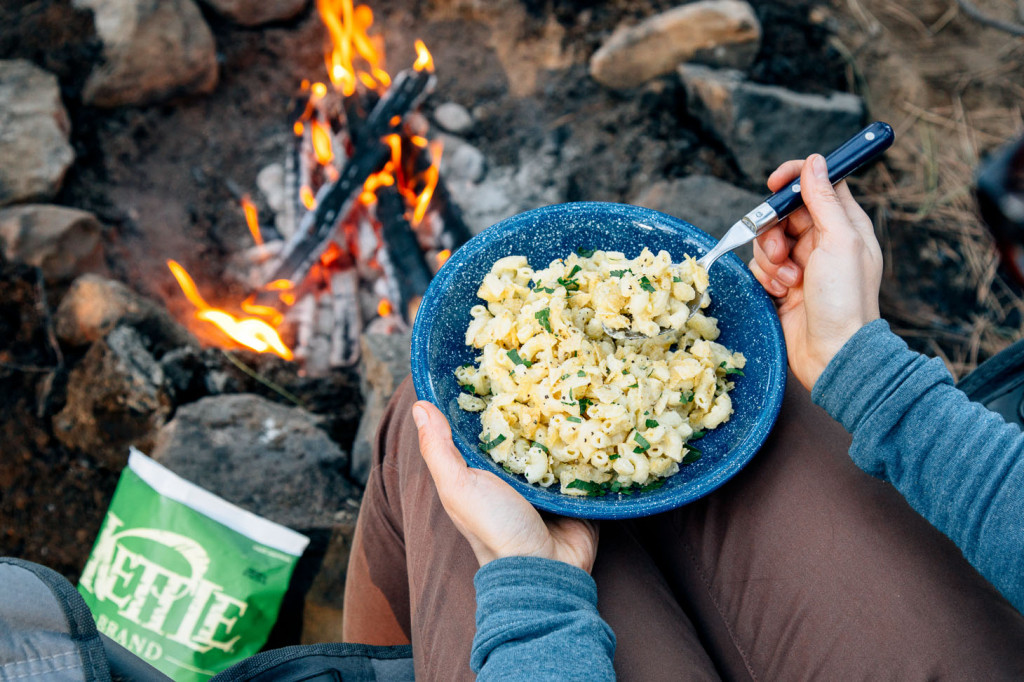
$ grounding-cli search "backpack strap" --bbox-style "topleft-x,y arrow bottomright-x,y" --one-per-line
210,642 -> 414,681
0,557 -> 111,681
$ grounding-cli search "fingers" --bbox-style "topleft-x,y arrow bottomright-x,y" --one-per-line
799,154 -> 854,243
766,159 -> 804,192
412,401 -> 468,496
749,254 -> 790,298
753,228 -> 803,292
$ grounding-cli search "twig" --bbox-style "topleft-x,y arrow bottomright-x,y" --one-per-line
221,350 -> 308,409
0,361 -> 56,374
956,0 -> 1024,36
33,267 -> 64,370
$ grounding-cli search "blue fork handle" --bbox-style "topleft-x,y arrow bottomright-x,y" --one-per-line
763,121 -> 894,220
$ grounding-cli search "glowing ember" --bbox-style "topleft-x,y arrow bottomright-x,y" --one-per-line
300,186 -> 317,209
241,195 -> 263,246
437,249 -> 451,267
293,121 -> 304,136
310,119 -> 334,165
167,260 -> 293,360
377,298 -> 392,317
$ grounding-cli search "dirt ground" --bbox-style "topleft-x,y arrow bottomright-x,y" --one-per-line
1,0 -> 1022,582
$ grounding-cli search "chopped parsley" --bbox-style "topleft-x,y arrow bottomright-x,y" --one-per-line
534,286 -> 555,294
645,418 -> 659,428
633,432 -> 651,453
479,434 -> 506,452
502,464 -> 514,474
682,448 -> 702,465
719,362 -> 744,376
459,383 -> 477,395
532,441 -> 550,454
566,416 -> 582,423
560,373 -> 570,381
566,477 -> 666,497
682,391 -> 694,403
577,370 -> 586,377
610,268 -> 632,277
622,368 -> 629,375
576,247 -> 596,257
673,276 -> 683,282
567,264 -> 582,278
628,382 -> 639,389
609,453 -> 620,461
535,308 -> 552,333
507,349 -> 532,367
557,276 -> 580,291
689,429 -> 706,440
459,362 -> 473,369
639,275 -> 656,293
578,397 -> 594,417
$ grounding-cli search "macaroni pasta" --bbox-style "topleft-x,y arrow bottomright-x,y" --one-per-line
455,247 -> 745,496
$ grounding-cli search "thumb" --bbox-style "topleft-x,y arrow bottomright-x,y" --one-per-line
412,401 -> 467,495
800,154 -> 850,243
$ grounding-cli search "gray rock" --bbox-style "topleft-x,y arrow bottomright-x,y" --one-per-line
55,273 -> 194,351
0,61 -> 75,206
590,0 -> 760,90
679,64 -> 865,182
447,136 -> 569,234
53,325 -> 172,469
434,102 -> 474,135
199,0 -> 307,26
0,205 -> 104,284
440,135 -> 486,183
150,393 -> 354,531
632,175 -> 765,263
257,163 -> 286,214
349,332 -> 410,484
75,0 -> 218,107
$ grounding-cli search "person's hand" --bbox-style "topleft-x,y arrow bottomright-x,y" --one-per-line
749,154 -> 883,391
412,400 -> 598,573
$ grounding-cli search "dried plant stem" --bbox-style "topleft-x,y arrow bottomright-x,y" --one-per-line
956,0 -> 1024,35
221,350 -> 308,409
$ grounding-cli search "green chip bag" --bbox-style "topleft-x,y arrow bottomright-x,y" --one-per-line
78,448 -> 309,681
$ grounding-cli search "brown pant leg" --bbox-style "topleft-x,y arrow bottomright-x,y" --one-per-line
343,377 -> 720,680
637,375 -> 1024,680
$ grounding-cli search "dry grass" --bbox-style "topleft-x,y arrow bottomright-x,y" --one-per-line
838,0 -> 1024,379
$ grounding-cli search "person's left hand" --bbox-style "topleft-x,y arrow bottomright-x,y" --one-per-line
412,401 -> 599,573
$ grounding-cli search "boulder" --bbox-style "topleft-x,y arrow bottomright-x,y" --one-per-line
0,205 -> 104,284
199,0 -> 308,26
590,0 -> 761,90
74,0 -> 218,107
0,61 -> 75,206
149,392 -> 355,531
632,175 -> 765,264
55,273 -> 194,352
433,102 -> 474,135
679,64 -> 865,182
53,325 -> 172,469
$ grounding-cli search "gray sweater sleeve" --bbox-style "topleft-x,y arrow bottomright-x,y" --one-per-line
470,556 -> 615,681
812,319 -> 1024,611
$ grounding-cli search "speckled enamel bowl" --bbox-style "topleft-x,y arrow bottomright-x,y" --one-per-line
411,202 -> 786,519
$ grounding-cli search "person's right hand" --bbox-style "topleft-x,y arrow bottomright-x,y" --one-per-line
748,154 -> 883,391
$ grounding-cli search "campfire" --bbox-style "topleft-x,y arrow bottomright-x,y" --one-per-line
166,0 -> 470,372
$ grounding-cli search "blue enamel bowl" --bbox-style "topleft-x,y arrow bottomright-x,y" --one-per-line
410,202 -> 786,519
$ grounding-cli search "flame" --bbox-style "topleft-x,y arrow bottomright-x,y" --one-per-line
300,186 -> 316,209
411,135 -> 428,148
318,0 -> 389,96
411,140 -> 443,226
310,119 -> 334,165
293,121 -> 304,136
241,195 -> 263,246
311,81 -> 329,99
437,249 -> 451,267
413,40 -> 433,72
167,260 -> 293,361
377,298 -> 392,317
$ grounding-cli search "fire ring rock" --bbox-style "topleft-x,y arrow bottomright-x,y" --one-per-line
0,205 -> 105,285
0,61 -> 75,207
199,0 -> 309,27
149,392 -> 354,532
74,0 -> 218,108
53,325 -> 172,469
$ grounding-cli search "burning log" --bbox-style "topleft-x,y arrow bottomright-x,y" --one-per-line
375,185 -> 433,323
258,66 -> 436,300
